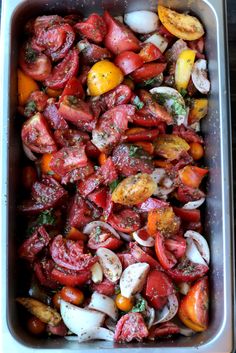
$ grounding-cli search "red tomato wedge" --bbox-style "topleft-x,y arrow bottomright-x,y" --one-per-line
114,51 -> 144,75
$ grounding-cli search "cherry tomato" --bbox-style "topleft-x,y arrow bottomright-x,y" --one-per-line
154,231 -> 177,270
115,294 -> 134,311
22,166 -> 37,190
139,43 -> 163,63
27,316 -> 46,335
60,286 -> 84,305
131,63 -> 167,83
74,13 -> 107,43
179,166 -> 208,188
52,292 -> 61,310
108,209 -> 141,233
189,142 -> 204,160
114,51 -> 144,75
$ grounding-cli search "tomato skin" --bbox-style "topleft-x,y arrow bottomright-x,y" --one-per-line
51,267 -> 91,286
27,316 -> 46,335
179,166 -> 208,189
88,187 -> 109,209
60,286 -> 84,305
131,63 -> 167,83
74,13 -> 107,43
21,112 -> 57,154
167,261 -> 209,283
114,51 -> 144,75
103,84 -> 132,109
125,128 -> 159,142
54,129 -> 89,147
104,11 -> 140,55
165,235 -> 187,259
129,242 -> 162,269
108,209 -> 141,233
22,166 -> 37,190
115,294 -> 134,311
154,231 -> 177,270
59,76 -> 85,103
52,292 -> 61,310
148,322 -> 180,339
173,207 -> 201,222
91,278 -> 115,296
139,43 -> 163,63
19,43 -> 52,81
145,269 -> 174,298
59,96 -> 94,128
189,142 -> 204,160
44,49 -> 79,89
43,101 -> 69,130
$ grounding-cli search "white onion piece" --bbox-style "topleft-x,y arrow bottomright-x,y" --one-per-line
184,230 -> 210,264
83,221 -> 120,239
96,248 -> 122,283
150,86 -> 187,125
190,121 -> 200,131
155,186 -> 175,200
161,176 -> 173,189
144,33 -> 168,53
114,16 -> 123,23
151,168 -> 166,184
146,306 -> 155,328
178,282 -> 190,295
183,198 -> 205,210
88,292 -> 118,320
120,262 -> 150,298
60,300 -> 105,336
185,238 -> 207,265
23,144 -> 37,161
153,294 -> 179,325
91,262 -> 103,284
124,11 -> 158,34
179,327 -> 195,337
66,327 -> 114,342
191,59 -> 210,94
118,231 -> 133,242
133,229 -> 155,247
105,317 -> 116,332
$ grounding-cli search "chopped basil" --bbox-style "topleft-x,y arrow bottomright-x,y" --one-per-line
171,99 -> 186,116
36,210 -> 56,226
129,144 -> 142,157
131,297 -> 147,313
141,74 -> 164,88
180,88 -> 187,97
109,179 -> 120,193
24,101 -> 37,117
133,96 -> 144,110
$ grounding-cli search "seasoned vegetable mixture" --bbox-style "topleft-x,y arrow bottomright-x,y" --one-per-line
17,5 -> 210,343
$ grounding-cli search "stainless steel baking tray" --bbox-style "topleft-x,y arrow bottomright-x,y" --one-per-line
0,0 -> 234,352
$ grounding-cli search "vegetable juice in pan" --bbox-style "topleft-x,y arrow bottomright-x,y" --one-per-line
16,6 -> 210,343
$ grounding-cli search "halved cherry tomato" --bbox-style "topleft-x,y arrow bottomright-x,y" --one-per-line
134,141 -> 154,155
173,207 -> 201,222
60,286 -> 84,305
189,142 -> 204,160
59,76 -> 85,103
139,43 -> 163,63
27,316 -> 46,335
188,98 -> 208,125
108,209 -> 141,233
154,134 -> 190,160
103,84 -> 132,109
147,207 -> 180,237
114,51 -> 144,75
103,11 -> 140,55
178,277 -> 208,331
22,166 -> 37,190
115,294 -> 134,311
154,231 -> 177,269
74,13 -> 107,43
44,49 -> 79,89
167,260 -> 209,283
131,63 -> 167,83
41,153 -> 61,181
179,166 -> 208,188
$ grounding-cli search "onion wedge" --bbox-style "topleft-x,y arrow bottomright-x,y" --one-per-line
88,292 -> 118,320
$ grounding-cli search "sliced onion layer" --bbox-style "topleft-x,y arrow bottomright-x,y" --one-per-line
118,231 -> 133,242
191,59 -> 210,94
144,33 -> 168,53
152,294 -> 179,325
133,228 -> 155,247
184,230 -> 210,264
88,292 -> 118,320
185,238 -> 207,265
124,11 -> 158,34
65,327 -> 114,342
183,198 -> 205,209
83,221 -> 120,239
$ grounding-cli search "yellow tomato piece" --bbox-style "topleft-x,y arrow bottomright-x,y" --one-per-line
46,87 -> 63,98
157,6 -> 204,40
188,98 -> 208,124
175,49 -> 196,92
18,69 -> 39,106
87,60 -> 124,96
178,310 -> 206,332
154,134 -> 190,161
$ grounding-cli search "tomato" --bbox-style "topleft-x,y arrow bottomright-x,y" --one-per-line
99,157 -> 118,184
61,161 -> 94,185
134,142 -> 154,155
60,286 -> 84,305
178,277 -> 208,331
88,226 -> 123,250
173,207 -> 201,222
43,101 -> 68,130
108,209 -> 141,233
18,226 -> 50,262
154,134 -> 190,160
131,63 -> 167,83
172,124 -> 203,144
175,49 -> 196,92
68,193 -> 99,228
45,87 -> 62,98
78,65 -> 91,85
52,292 -> 61,310
154,232 -> 177,269
103,84 -> 132,109
92,105 -> 135,153
22,166 -> 37,190
117,252 -> 136,269
59,77 -> 85,103
125,128 -> 159,142
54,129 -> 89,147
24,90 -> 48,118
77,173 -> 103,197
40,153 -> 60,181
129,242 -> 161,269
34,15 -> 63,35
66,227 -> 87,241
139,43 -> 163,63
188,37 -> 205,59
44,49 -> 79,89
103,11 -> 140,55
91,278 -> 115,296
88,187 -> 109,209
50,234 -> 97,271
85,140 -> 101,158
49,144 -> 87,177
19,43 -> 52,81
114,51 -> 143,75
167,259 -> 209,283
114,313 -> 148,343
176,184 -> 205,203
51,266 -> 91,286
87,60 -> 124,96
74,13 -> 107,43
137,197 -> 168,212
179,166 -> 208,188
189,142 -> 204,160
27,316 -> 46,335
22,112 -> 57,154
165,235 -> 187,259
112,143 -> 154,177
79,39 -> 112,65
148,322 -> 180,339
147,207 -> 180,237
31,176 -> 67,206
34,259 -> 58,289
18,69 -> 39,106
115,294 -> 134,311
47,321 -> 68,336
188,98 -> 208,124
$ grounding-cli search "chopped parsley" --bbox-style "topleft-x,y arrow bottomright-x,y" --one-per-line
180,88 -> 187,97
109,178 -> 123,193
132,96 -> 144,110
25,45 -> 38,63
24,101 -> 37,117
171,99 -> 186,116
36,209 -> 56,226
131,297 -> 147,313
129,144 -> 142,158
94,226 -> 102,242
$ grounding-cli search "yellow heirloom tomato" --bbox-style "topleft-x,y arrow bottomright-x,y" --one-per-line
175,49 -> 196,92
87,60 -> 124,96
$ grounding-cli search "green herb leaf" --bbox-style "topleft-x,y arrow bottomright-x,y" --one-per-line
47,170 -> 54,176
180,88 -> 187,97
24,101 -> 37,117
133,96 -> 144,110
131,297 -> 147,313
36,209 -> 56,226
115,286 -> 121,295
109,179 -> 120,193
67,95 -> 78,105
129,144 -> 142,158
25,45 -> 38,63
171,99 -> 186,116
141,74 -> 163,87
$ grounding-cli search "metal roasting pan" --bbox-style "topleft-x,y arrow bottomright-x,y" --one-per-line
0,0 -> 234,352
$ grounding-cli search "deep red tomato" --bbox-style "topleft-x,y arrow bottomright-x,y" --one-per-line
129,242 -> 161,269
88,227 -> 123,250
34,259 -> 58,289
51,267 -> 91,286
91,278 -> 115,296
148,322 -> 180,339
131,63 -> 167,83
67,193 -> 99,228
146,269 -> 174,298
103,11 -> 140,54
103,84 -> 132,109
114,51 -> 144,75
154,231 -> 177,270
44,49 -> 79,89
78,39 -> 112,65
173,207 -> 201,222
176,185 -> 205,203
165,235 -> 187,259
117,252 -> 136,269
54,129 -> 89,147
85,140 -> 101,158
59,77 -> 85,103
27,316 -> 46,335
21,113 -> 57,154
173,124 -> 203,144
43,101 -> 69,130
24,90 -> 48,117
167,260 -> 209,283
74,13 -> 107,43
99,157 -> 118,184
77,173 -> 103,197
88,187 -> 109,209
139,43 -> 163,63
60,286 -> 84,305
108,209 -> 141,233
114,313 -> 148,343
137,197 -> 169,212
179,166 -> 208,189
